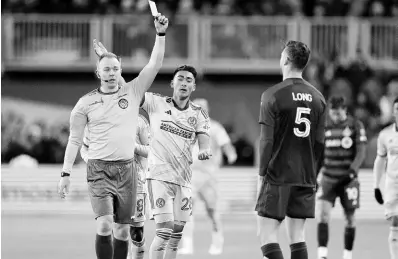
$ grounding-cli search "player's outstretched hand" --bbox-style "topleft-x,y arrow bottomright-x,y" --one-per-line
58,176 -> 71,199
198,149 -> 212,160
93,39 -> 108,57
374,188 -> 384,205
154,13 -> 169,33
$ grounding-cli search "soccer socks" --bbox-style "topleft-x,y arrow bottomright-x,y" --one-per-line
290,242 -> 308,259
317,222 -> 329,258
131,239 -> 146,259
164,232 -> 183,259
260,243 -> 284,259
180,219 -> 194,251
343,226 -> 356,259
389,227 -> 398,259
113,238 -> 129,259
149,228 -> 172,259
95,234 -> 113,259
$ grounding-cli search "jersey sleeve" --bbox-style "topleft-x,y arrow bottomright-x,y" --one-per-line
259,92 -> 276,126
215,123 -> 231,147
355,119 -> 367,144
140,92 -> 158,114
196,109 -> 210,136
316,103 -> 327,143
377,131 -> 387,157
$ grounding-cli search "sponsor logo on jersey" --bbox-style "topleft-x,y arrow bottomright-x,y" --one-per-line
118,98 -> 128,109
325,138 -> 353,149
165,110 -> 172,115
160,121 -> 194,139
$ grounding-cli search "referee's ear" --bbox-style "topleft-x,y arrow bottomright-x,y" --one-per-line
96,70 -> 101,79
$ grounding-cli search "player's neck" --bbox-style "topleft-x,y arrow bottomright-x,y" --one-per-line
99,84 -> 119,94
172,96 -> 189,110
283,71 -> 303,81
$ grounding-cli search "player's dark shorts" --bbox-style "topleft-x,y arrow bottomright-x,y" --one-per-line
317,173 -> 360,211
87,159 -> 137,224
255,182 -> 316,221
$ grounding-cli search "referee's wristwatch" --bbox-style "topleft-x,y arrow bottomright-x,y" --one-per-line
61,172 -> 70,177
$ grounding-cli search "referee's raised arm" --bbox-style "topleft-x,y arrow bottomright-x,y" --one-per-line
131,14 -> 169,98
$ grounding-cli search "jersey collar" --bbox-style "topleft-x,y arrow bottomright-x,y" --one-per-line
172,98 -> 190,111
97,86 -> 121,95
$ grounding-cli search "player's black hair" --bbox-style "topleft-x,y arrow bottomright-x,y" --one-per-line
283,40 -> 311,70
173,65 -> 197,79
328,95 -> 347,109
394,97 -> 398,105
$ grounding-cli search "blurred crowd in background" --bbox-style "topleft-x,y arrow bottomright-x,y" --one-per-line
1,0 -> 398,166
2,0 -> 398,17
2,57 -> 397,166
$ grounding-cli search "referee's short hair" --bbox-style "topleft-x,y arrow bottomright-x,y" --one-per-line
283,40 -> 311,71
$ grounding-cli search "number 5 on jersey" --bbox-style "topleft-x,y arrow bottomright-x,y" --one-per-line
294,107 -> 311,138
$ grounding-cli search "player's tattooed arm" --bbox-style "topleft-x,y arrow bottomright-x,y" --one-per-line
348,120 -> 367,175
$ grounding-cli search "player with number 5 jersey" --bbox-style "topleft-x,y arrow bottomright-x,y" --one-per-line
255,41 -> 326,259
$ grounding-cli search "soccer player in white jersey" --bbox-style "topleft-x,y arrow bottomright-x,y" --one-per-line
140,65 -> 211,259
57,14 -> 168,259
179,98 -> 237,255
373,97 -> 398,259
81,108 -> 151,259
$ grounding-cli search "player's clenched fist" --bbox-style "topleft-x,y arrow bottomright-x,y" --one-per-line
58,174 -> 71,199
374,188 -> 384,205
154,13 -> 169,33
198,149 -> 212,160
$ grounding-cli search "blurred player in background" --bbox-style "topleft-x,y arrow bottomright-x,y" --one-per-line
141,65 -> 211,259
256,40 -> 326,259
178,98 -> 237,255
373,97 -> 398,259
316,96 -> 367,259
57,14 -> 168,259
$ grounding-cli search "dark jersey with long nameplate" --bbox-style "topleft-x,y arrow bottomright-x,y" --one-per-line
323,115 -> 367,176
259,78 -> 327,187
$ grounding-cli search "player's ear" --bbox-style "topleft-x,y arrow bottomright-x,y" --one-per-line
95,70 -> 101,79
192,83 -> 196,92
170,80 -> 174,88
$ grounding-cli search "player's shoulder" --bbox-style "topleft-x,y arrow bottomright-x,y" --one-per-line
209,119 -> 223,129
348,115 -> 365,128
81,88 -> 100,98
380,123 -> 395,137
146,92 -> 173,103
78,88 -> 101,105
261,81 -> 287,101
189,101 -> 209,119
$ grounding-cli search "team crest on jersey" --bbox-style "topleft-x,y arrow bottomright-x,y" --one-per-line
156,198 -> 165,208
188,117 -> 197,126
342,126 -> 352,137
118,98 -> 128,109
